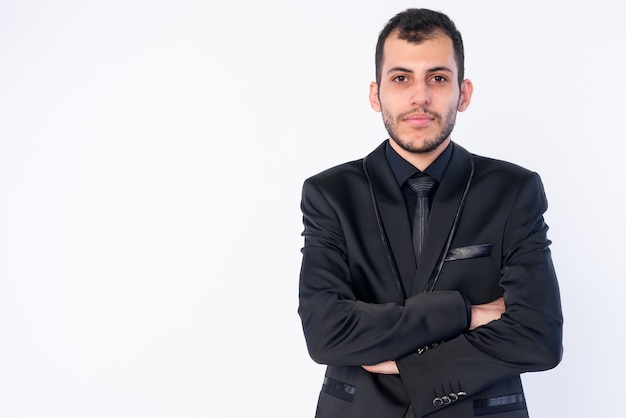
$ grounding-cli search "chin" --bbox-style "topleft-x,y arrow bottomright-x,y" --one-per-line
401,138 -> 444,154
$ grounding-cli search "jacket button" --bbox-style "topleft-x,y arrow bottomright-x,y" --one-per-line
433,397 -> 443,407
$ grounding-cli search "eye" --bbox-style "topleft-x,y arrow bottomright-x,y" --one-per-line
431,75 -> 447,83
392,75 -> 409,83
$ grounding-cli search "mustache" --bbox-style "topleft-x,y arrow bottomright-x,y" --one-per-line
398,108 -> 441,121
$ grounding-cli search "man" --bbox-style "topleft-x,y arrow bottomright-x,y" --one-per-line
298,8 -> 563,418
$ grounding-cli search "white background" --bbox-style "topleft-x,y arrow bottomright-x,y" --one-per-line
1,1 -> 624,417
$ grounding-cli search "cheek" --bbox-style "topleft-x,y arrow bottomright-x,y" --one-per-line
435,96 -> 460,116
378,96 -> 398,117
380,105 -> 396,124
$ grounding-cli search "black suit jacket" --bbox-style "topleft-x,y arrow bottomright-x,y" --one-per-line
298,142 -> 563,417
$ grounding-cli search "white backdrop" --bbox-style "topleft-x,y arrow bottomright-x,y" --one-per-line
1,1 -> 624,417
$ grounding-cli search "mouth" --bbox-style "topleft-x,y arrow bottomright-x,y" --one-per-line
402,113 -> 435,127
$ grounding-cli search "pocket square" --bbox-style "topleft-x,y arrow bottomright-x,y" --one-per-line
445,244 -> 493,261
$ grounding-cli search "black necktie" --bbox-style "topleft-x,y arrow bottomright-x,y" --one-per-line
407,176 -> 436,260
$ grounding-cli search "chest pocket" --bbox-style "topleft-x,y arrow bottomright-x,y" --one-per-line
445,244 -> 492,261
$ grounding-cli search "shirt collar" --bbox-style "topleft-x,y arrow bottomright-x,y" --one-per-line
385,140 -> 454,187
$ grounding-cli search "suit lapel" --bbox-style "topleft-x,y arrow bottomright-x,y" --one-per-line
363,142 -> 416,298
411,143 -> 474,294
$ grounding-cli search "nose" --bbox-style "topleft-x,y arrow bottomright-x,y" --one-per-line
409,82 -> 431,107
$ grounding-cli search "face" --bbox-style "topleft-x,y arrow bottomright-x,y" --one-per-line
369,32 -> 473,159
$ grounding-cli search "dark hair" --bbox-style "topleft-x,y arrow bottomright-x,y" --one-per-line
375,8 -> 465,86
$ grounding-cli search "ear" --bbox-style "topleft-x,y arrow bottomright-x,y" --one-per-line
369,82 -> 381,112
457,79 -> 474,112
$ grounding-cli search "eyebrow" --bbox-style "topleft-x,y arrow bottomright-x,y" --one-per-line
386,66 -> 413,75
386,65 -> 453,75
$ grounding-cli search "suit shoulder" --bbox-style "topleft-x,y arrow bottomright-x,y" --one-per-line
471,153 -> 539,181
303,158 -> 366,188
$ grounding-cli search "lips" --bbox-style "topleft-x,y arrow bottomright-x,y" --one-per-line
403,113 -> 434,126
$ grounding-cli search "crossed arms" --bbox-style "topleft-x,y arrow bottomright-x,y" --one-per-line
362,297 -> 506,374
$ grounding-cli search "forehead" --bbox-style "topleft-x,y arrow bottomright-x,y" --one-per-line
381,32 -> 458,73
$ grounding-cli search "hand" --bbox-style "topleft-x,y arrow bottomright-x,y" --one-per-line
470,297 -> 505,330
362,360 -> 399,374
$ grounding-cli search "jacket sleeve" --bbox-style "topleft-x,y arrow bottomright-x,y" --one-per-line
298,177 -> 470,367
396,172 -> 563,417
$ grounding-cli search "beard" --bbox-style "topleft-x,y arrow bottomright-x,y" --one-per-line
382,105 -> 457,154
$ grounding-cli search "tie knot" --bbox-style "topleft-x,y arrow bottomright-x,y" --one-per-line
407,176 -> 436,197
